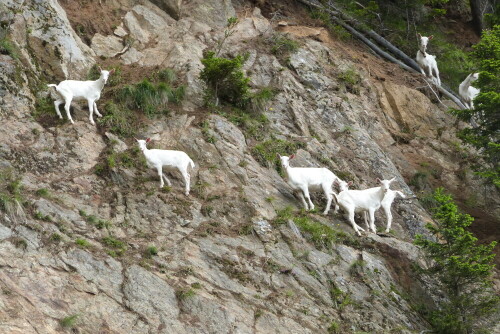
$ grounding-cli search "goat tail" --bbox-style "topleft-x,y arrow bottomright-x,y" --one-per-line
47,84 -> 57,88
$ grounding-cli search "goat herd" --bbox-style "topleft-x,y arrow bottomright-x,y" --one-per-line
45,33 -> 479,236
417,33 -> 480,108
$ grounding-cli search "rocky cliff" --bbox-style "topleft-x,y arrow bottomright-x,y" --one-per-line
0,0 -> 498,333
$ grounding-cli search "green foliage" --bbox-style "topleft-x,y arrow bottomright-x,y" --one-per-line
0,168 -> 23,214
338,67 -> 361,94
145,245 -> 158,258
98,68 -> 183,137
453,26 -> 500,187
50,233 -> 62,242
414,188 -> 499,333
117,79 -> 179,117
35,188 -> 50,198
200,51 -> 250,108
201,120 -> 217,143
0,38 -> 17,59
95,146 -> 146,177
75,238 -> 90,248
215,17 -> 238,56
97,102 -> 140,137
102,236 -> 127,257
60,314 -> 78,328
269,33 -> 299,56
251,138 -> 306,174
274,207 -> 354,248
327,321 -> 340,333
176,287 -> 196,300
250,87 -> 276,114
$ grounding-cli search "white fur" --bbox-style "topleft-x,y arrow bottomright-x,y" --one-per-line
338,180 -> 405,233
333,178 -> 396,236
137,138 -> 195,195
416,34 -> 441,86
47,68 -> 113,125
380,189 -> 406,232
459,73 -> 480,109
279,154 -> 340,215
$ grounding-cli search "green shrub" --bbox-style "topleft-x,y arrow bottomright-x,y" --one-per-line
75,238 -> 90,248
274,207 -> 353,248
0,39 -> 17,58
97,102 -> 140,137
251,138 -> 306,174
60,314 -> 78,328
200,51 -> 250,108
338,67 -> 361,94
117,79 -> 170,117
176,287 -> 196,300
269,33 -> 299,56
50,233 -> 62,242
145,245 -> 158,258
0,168 -> 23,213
102,236 -> 126,249
35,188 -> 50,198
415,188 -> 499,333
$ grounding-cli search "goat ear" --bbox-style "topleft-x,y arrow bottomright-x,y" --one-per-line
276,153 -> 281,159
146,138 -> 151,143
417,33 -> 422,38
98,66 -> 103,72
390,177 -> 396,182
289,154 -> 295,159
109,68 -> 115,74
348,181 -> 353,187
428,35 -> 434,40
376,178 -> 381,183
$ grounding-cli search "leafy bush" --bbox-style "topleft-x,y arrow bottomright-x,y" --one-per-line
415,188 -> 499,333
145,245 -> 158,258
97,102 -> 140,137
269,33 -> 299,56
252,138 -> 306,174
75,238 -> 90,248
60,314 -> 78,328
117,79 -> 170,117
200,51 -> 250,108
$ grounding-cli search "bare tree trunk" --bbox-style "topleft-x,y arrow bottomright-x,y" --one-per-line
469,0 -> 495,34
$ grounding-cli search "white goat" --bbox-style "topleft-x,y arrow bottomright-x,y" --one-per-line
459,73 -> 480,109
279,154 -> 340,215
47,67 -> 114,125
137,138 -> 195,195
338,180 -> 405,233
333,178 -> 396,236
416,34 -> 441,86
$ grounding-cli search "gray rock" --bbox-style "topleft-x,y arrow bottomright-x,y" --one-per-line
91,33 -> 124,58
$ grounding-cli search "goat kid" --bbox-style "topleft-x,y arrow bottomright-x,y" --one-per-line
337,180 -> 405,233
279,154 -> 340,215
48,67 -> 114,125
333,178 -> 396,236
416,34 -> 441,86
137,138 -> 195,195
459,73 -> 480,109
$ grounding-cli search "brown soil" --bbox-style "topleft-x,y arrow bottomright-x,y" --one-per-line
59,0 -> 127,45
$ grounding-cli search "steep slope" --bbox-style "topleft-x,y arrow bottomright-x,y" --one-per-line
0,0 -> 498,333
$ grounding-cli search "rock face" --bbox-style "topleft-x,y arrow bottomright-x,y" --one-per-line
0,0 -> 498,333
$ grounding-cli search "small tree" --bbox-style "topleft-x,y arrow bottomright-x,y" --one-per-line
415,188 -> 499,334
453,25 -> 500,187
200,51 -> 250,108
